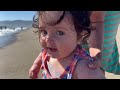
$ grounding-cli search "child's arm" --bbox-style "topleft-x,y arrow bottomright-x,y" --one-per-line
88,11 -> 106,69
29,52 -> 42,79
33,52 -> 42,66
73,60 -> 106,79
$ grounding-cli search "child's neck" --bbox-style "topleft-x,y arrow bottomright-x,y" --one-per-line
47,47 -> 77,78
51,47 -> 77,65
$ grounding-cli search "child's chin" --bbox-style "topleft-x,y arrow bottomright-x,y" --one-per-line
48,53 -> 58,58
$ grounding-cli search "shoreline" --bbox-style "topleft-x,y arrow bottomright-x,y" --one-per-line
0,28 -> 29,48
0,32 -> 18,48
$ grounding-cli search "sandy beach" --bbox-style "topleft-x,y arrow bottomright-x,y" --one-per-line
0,28 -> 40,79
0,27 -> 120,79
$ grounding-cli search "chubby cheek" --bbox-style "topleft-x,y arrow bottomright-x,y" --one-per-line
39,37 -> 46,48
56,37 -> 77,58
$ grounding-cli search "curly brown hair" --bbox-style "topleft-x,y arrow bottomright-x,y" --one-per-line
32,11 -> 94,45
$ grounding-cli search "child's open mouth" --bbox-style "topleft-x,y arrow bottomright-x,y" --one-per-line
47,47 -> 57,52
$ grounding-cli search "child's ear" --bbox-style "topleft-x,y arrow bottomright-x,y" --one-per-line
77,31 -> 88,44
77,35 -> 82,44
81,30 -> 88,36
77,39 -> 81,44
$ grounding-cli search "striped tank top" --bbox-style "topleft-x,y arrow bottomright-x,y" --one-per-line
101,11 -> 120,74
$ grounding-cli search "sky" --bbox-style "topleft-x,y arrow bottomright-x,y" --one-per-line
0,11 -> 36,21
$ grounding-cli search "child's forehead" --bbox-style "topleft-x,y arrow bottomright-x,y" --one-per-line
42,11 -> 64,18
39,11 -> 64,25
39,12 -> 74,29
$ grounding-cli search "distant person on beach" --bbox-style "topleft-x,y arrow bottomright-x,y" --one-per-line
0,26 -> 3,30
4,26 -> 7,30
0,26 -> 7,30
87,11 -> 120,75
13,27 -> 15,30
29,11 -> 105,79
21,27 -> 23,30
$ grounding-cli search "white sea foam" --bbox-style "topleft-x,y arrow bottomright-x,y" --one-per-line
0,27 -> 27,48
0,27 -> 27,37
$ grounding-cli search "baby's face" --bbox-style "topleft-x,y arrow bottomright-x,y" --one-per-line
39,11 -> 78,59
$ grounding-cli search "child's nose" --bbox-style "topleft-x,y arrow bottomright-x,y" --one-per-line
45,35 -> 55,44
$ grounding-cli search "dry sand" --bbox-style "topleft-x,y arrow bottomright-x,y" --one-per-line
0,27 -> 120,79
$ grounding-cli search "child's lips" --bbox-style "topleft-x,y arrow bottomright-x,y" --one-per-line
47,47 -> 57,52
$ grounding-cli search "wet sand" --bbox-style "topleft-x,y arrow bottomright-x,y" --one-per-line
0,27 -> 120,79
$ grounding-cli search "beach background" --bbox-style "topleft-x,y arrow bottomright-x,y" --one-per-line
0,26 -> 120,79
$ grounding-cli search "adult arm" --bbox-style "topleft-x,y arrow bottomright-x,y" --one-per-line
88,11 -> 106,69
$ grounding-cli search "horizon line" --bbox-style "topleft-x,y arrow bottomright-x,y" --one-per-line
0,20 -> 33,21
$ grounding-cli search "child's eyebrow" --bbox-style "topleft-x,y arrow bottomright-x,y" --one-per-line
54,26 -> 66,30
39,26 -> 66,30
56,26 -> 74,31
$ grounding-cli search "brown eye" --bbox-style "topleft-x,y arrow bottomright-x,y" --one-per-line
41,30 -> 47,36
56,31 -> 64,36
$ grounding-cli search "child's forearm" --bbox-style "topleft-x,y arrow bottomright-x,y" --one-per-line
33,53 -> 42,67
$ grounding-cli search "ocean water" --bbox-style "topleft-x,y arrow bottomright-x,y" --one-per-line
0,27 -> 27,48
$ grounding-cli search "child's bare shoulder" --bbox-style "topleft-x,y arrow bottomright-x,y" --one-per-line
73,60 -> 106,79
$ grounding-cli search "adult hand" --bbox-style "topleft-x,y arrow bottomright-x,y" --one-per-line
87,57 -> 101,69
